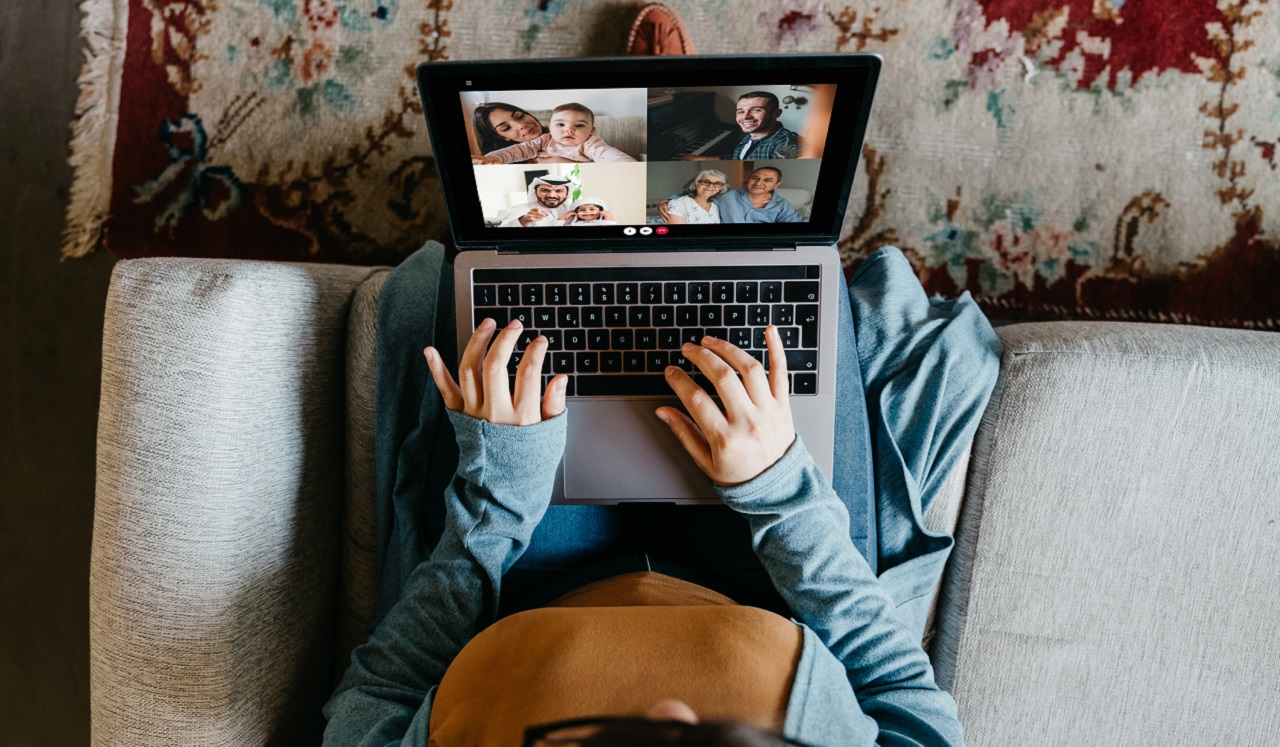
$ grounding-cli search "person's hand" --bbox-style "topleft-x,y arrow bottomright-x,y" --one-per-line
519,207 -> 551,226
424,318 -> 567,426
657,199 -> 672,223
656,326 -> 795,486
471,155 -> 500,165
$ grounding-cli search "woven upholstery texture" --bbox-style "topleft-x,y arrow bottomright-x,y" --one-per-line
932,322 -> 1280,746
92,257 -> 377,745
335,269 -> 388,682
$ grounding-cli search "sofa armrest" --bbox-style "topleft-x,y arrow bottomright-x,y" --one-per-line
932,321 -> 1280,746
91,258 -> 380,746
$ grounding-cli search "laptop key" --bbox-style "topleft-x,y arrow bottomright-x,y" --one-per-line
635,329 -> 658,350
474,285 -> 497,306
510,307 -> 532,326
749,304 -> 770,326
534,307 -> 556,327
628,306 -> 650,327
617,283 -> 638,304
640,283 -> 663,304
729,328 -> 752,349
521,284 -> 542,306
582,306 -> 604,327
564,330 -> 587,350
648,351 -> 669,372
676,305 -> 698,326
576,352 -> 599,374
699,306 -> 722,326
735,282 -> 758,303
476,308 -> 508,329
592,283 -> 614,305
784,281 -> 820,303
778,326 -> 799,349
517,329 -> 539,350
798,305 -> 819,348
659,329 -> 681,350
569,283 -> 591,304
557,307 -> 580,328
664,282 -> 686,304
688,282 -> 710,303
623,351 -> 646,372
724,305 -> 746,326
542,330 -> 562,350
772,305 -> 794,325
681,328 -> 705,346
605,306 -> 628,327
761,281 -> 783,303
574,375 -> 672,397
653,305 -> 676,327
588,330 -> 610,350
601,352 -> 623,372
712,282 -> 734,303
785,349 -> 817,371
547,284 -> 567,305
611,329 -> 633,350
552,352 -> 575,373
793,372 -> 818,395
499,284 -> 519,305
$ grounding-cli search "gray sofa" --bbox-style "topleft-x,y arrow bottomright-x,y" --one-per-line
90,257 -> 1280,745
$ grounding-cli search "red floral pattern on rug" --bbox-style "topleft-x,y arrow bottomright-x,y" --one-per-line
70,0 -> 1280,328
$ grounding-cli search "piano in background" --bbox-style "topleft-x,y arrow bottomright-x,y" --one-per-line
647,92 -> 739,161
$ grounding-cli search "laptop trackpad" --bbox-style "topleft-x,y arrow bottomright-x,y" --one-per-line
564,399 -> 718,502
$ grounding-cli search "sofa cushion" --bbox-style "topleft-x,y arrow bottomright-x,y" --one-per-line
932,322 -> 1280,746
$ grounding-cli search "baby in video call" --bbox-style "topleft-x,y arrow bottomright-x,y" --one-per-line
473,102 -> 637,164
562,197 -> 617,226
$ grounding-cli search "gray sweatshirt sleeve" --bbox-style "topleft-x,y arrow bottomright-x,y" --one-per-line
717,436 -> 964,747
322,409 -> 567,746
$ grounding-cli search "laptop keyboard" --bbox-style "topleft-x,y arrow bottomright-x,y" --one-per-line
470,265 -> 821,397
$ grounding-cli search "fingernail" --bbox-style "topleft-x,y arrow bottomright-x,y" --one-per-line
555,377 -> 566,391
424,348 -> 436,363
665,366 -> 677,376
702,335 -> 716,343
480,318 -> 495,329
509,319 -> 522,329
656,410 -> 670,423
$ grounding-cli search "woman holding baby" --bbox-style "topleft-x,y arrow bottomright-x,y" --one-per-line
472,102 -> 636,164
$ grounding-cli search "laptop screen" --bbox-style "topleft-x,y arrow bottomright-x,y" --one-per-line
416,55 -> 879,250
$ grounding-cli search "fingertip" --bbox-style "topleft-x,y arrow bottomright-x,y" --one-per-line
655,408 -> 671,424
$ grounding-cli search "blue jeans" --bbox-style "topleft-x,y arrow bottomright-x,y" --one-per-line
416,259 -> 875,619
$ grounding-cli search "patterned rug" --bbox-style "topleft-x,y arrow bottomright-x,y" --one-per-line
68,0 -> 1280,328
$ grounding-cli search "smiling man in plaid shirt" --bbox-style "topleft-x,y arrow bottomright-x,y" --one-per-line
681,91 -> 801,161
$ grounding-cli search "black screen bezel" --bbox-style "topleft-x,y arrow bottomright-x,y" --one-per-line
416,54 -> 880,251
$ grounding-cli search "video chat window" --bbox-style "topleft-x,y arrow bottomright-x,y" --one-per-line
462,85 -> 835,229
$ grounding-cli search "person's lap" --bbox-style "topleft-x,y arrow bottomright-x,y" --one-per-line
416,251 -> 874,619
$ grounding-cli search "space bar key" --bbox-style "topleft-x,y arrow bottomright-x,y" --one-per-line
574,375 -> 675,397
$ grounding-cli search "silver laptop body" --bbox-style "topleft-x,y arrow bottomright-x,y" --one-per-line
416,54 -> 881,504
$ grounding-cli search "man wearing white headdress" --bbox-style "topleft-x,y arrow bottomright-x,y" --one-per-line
563,197 -> 618,226
498,176 -> 574,227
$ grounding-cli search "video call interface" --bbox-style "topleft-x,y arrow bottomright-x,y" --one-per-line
461,84 -> 837,233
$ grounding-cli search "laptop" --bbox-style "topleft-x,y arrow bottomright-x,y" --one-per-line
415,54 -> 880,505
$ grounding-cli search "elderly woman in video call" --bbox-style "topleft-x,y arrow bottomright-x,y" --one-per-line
663,169 -> 728,225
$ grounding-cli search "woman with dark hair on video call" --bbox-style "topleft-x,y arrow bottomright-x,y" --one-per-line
472,102 -> 547,158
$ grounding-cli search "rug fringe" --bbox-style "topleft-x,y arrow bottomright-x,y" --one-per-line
63,0 -> 127,260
